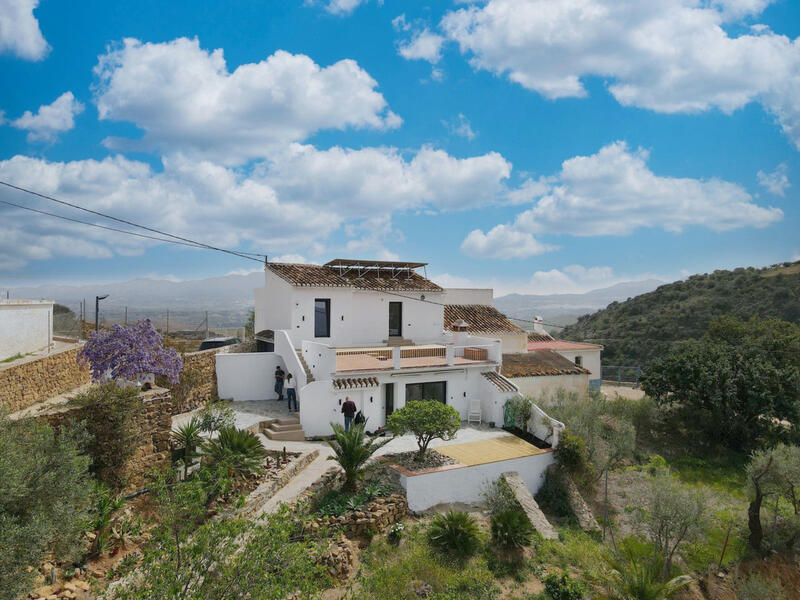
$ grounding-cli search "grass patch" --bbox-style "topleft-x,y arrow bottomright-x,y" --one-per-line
0,352 -> 26,363
350,524 -> 499,600
668,452 -> 748,499
530,526 -> 609,587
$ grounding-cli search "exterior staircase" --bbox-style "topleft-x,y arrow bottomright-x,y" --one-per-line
262,416 -> 306,441
295,350 -> 315,383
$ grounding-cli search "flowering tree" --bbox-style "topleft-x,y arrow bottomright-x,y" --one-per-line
78,319 -> 183,384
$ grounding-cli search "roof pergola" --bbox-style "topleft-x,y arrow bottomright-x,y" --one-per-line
323,258 -> 428,280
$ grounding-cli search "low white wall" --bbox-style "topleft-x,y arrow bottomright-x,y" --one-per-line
0,300 -> 53,361
511,373 -> 589,399
398,451 -> 555,511
216,352 -> 285,402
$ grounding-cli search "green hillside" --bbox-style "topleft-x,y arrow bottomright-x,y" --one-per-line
560,261 -> 800,367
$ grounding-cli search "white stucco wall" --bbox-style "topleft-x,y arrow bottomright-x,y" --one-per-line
216,352 -> 286,402
555,348 -> 602,383
510,373 -> 589,400
398,450 -> 555,511
0,300 -> 53,361
440,288 -> 494,306
254,270 -> 293,335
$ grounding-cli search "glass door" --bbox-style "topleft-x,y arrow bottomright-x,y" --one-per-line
389,301 -> 402,337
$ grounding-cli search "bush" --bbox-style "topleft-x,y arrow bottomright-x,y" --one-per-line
555,431 -> 589,477
197,400 -> 235,433
427,511 -> 481,558
505,396 -> 533,430
601,544 -> 692,600
202,427 -> 267,476
490,509 -> 533,549
171,417 -> 204,465
73,383 -> 141,491
536,473 -> 573,519
316,481 -> 391,517
325,422 -> 390,492
387,400 -> 460,461
734,573 -> 786,600
0,414 -> 93,599
543,572 -> 585,600
482,477 -> 520,514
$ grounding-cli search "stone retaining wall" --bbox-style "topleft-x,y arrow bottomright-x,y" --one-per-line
306,494 -> 408,538
0,345 -> 90,413
38,387 -> 173,492
239,450 -> 319,518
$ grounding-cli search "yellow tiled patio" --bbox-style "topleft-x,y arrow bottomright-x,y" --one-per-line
435,434 -> 547,466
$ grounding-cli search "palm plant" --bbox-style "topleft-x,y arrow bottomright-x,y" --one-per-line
491,509 -> 533,550
427,510 -> 481,558
325,422 -> 390,492
600,551 -> 692,600
202,427 -> 267,477
172,417 -> 204,464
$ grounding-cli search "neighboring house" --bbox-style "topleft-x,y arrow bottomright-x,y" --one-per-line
0,299 -> 53,361
502,351 -> 590,398
443,304 -> 528,353
526,317 -> 603,390
227,258 -> 534,437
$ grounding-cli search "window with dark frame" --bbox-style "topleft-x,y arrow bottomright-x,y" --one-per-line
574,355 -> 583,367
405,381 -> 447,404
389,301 -> 402,337
314,298 -> 330,337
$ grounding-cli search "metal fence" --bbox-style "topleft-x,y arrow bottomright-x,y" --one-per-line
601,365 -> 642,387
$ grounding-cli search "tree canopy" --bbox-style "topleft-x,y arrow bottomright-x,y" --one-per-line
386,400 -> 460,461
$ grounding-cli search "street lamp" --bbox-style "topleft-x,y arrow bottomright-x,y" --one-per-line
95,295 -> 109,332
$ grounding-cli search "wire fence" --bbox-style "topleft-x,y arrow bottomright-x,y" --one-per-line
601,365 -> 642,387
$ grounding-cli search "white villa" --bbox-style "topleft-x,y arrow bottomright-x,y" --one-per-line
526,318 -> 603,390
217,258 -> 559,442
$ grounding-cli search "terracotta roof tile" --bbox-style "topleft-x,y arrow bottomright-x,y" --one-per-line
501,351 -> 590,378
333,377 -> 380,389
267,262 -> 443,292
527,339 -> 604,351
481,371 -> 518,392
527,332 -> 555,343
444,305 -> 525,334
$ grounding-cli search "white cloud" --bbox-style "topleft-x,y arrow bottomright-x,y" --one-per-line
441,0 -> 800,149
461,225 -> 555,259
10,92 -> 84,142
712,0 -> 776,20
322,0 -> 376,15
93,37 -> 401,164
443,113 -> 476,140
0,0 -> 48,60
398,28 -> 445,63
0,143 -> 513,270
463,141 -> 782,258
757,163 -> 790,196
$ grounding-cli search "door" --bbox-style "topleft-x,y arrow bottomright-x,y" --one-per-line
389,301 -> 402,337
405,381 -> 447,404
385,383 -> 394,418
314,298 -> 330,338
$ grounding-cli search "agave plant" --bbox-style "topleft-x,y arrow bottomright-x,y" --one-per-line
325,422 -> 390,492
427,510 -> 481,558
171,417 -> 204,464
202,427 -> 267,476
600,551 -> 692,600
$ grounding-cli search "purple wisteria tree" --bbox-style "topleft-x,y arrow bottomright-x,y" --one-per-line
78,319 -> 183,384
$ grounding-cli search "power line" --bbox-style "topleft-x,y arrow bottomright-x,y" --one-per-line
0,180 -> 265,263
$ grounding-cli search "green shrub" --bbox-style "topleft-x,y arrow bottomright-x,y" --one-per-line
543,572 -> 585,600
72,383 -> 141,490
171,417 -> 203,464
202,427 -> 267,476
197,400 -> 235,433
326,423 -> 390,492
386,400 -> 460,461
482,477 -> 520,514
0,414 -> 93,599
505,396 -> 533,430
536,473 -> 572,518
427,511 -> 481,558
734,573 -> 786,600
490,509 -> 533,549
555,431 -> 589,476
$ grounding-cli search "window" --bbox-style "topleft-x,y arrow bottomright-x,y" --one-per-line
389,301 -> 402,337
574,355 -> 583,367
314,299 -> 330,337
405,381 -> 447,404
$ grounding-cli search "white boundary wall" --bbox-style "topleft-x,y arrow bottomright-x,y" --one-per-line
0,300 -> 53,361
397,451 -> 555,511
216,352 -> 285,402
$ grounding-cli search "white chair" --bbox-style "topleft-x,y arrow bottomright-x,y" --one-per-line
467,399 -> 482,425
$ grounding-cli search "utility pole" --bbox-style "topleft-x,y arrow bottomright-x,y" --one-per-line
124,307 -> 128,326
95,295 -> 109,332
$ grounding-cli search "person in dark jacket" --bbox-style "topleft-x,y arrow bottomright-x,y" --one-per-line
341,396 -> 357,432
274,365 -> 285,401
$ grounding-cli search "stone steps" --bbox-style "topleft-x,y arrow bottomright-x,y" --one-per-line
295,351 -> 315,383
263,416 -> 306,441
502,471 -> 559,540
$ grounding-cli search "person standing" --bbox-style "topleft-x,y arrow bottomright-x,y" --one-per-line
341,396 -> 357,432
274,365 -> 285,402
286,373 -> 298,412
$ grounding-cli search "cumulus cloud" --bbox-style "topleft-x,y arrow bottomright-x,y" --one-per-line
0,142 -> 513,270
398,28 -> 445,63
0,0 -> 48,60
462,141 -> 782,259
10,92 -> 84,142
322,0 -> 376,15
443,113 -> 476,140
93,37 -> 401,164
757,163 -> 790,196
441,0 -> 800,148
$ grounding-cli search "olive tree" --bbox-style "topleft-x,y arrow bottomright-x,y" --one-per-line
387,400 -> 460,461
746,443 -> 800,550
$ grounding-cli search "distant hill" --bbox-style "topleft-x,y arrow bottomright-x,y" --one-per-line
560,261 -> 800,367
494,279 -> 665,331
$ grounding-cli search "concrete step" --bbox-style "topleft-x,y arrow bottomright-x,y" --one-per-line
276,417 -> 300,426
265,427 -> 306,441
270,422 -> 303,432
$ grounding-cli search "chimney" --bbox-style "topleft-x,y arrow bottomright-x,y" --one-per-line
533,316 -> 546,334
451,318 -> 469,345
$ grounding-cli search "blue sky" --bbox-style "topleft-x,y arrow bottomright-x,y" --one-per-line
0,0 -> 798,295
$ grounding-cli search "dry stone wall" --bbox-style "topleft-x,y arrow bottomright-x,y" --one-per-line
39,387 -> 173,492
306,494 -> 408,538
0,345 -> 90,413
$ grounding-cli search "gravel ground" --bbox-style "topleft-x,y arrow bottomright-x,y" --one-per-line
383,449 -> 458,471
